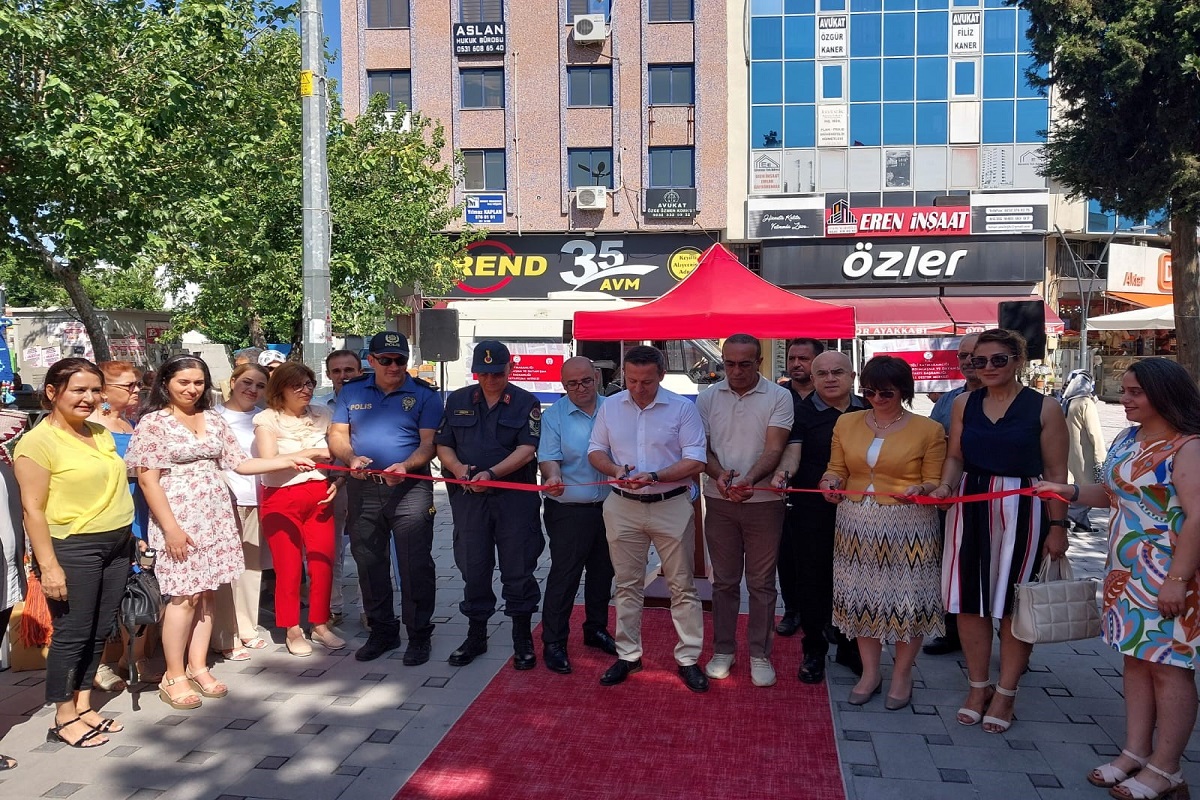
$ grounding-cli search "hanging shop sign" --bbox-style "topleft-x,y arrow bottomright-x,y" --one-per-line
453,22 -> 506,56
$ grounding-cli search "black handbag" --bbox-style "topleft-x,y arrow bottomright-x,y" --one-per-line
119,567 -> 163,684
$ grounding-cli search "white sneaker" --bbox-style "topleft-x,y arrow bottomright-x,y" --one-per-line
705,653 -> 735,680
750,657 -> 777,687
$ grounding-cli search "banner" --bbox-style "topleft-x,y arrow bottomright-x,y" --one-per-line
863,336 -> 963,392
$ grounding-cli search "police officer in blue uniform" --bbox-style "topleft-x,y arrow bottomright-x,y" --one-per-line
328,332 -> 442,665
435,340 -> 545,671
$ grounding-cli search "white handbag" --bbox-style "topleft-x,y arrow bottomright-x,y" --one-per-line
1011,555 -> 1102,644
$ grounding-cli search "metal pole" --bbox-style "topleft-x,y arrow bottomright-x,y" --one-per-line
300,0 -> 331,378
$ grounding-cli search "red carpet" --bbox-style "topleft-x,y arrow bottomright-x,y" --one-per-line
397,608 -> 845,800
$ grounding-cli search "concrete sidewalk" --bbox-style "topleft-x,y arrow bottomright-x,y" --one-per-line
2,396 -> 1192,800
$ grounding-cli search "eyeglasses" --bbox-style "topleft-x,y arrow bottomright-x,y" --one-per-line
564,377 -> 595,390
957,352 -> 974,360
108,381 -> 142,392
721,360 -> 759,370
374,356 -> 407,367
969,354 -> 1014,370
289,381 -> 317,392
861,388 -> 897,399
813,368 -> 849,378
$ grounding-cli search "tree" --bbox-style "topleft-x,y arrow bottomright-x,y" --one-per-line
0,0 -> 291,361
1021,0 -> 1200,378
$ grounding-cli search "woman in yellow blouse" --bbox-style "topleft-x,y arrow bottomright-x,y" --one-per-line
14,359 -> 136,749
821,356 -> 947,710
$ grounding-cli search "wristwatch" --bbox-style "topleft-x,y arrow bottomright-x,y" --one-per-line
1048,518 -> 1071,529
648,471 -> 660,483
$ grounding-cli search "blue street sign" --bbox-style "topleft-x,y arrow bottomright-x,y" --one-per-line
465,193 -> 505,225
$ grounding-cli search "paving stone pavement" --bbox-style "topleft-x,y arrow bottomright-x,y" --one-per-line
2,396 -> 1193,800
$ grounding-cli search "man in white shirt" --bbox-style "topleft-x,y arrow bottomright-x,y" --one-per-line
588,346 -> 708,692
325,349 -> 363,623
697,334 -> 793,688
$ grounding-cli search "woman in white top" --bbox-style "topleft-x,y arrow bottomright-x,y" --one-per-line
255,362 -> 345,656
212,363 -> 271,660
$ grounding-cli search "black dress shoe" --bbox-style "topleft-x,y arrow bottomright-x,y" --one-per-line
512,644 -> 536,671
354,634 -> 401,662
834,646 -> 864,676
798,654 -> 826,684
448,635 -> 488,667
402,639 -> 431,666
583,629 -> 618,655
543,643 -> 571,674
678,664 -> 709,693
776,612 -> 802,637
921,636 -> 962,656
599,658 -> 642,686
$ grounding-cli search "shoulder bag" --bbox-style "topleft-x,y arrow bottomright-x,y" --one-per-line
1011,555 -> 1101,644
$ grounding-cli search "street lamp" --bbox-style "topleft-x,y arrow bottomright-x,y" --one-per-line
1053,225 -> 1117,375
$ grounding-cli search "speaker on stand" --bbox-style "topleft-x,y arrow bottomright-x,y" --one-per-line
419,308 -> 460,402
997,300 -> 1047,362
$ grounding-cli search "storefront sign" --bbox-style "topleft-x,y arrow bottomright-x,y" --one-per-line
863,337 -> 963,392
951,12 -> 982,55
817,15 -> 848,59
644,188 -> 697,218
1107,242 -> 1172,294
752,153 -> 782,193
761,236 -> 1045,286
969,191 -> 1049,234
465,193 -> 505,225
446,234 -> 712,298
453,22 -> 506,55
746,196 -> 825,239
817,105 -> 848,147
824,204 -> 971,238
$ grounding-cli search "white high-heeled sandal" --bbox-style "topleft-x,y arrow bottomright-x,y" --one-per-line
1089,750 -> 1150,788
982,684 -> 1017,733
1109,762 -> 1188,800
956,679 -> 993,726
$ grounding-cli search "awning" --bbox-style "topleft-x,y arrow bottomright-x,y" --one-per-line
849,297 -> 956,337
1105,291 -> 1173,308
1089,304 -> 1175,331
940,296 -> 1065,335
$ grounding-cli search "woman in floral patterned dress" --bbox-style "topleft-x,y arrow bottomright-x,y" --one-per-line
1038,358 -> 1200,800
126,356 -> 316,710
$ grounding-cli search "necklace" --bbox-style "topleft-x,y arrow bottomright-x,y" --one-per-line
1137,425 -> 1174,442
870,410 -> 906,430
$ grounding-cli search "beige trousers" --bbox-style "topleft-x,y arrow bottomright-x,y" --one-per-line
212,505 -> 264,650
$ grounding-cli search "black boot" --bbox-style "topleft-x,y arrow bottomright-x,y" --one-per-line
511,615 -> 536,671
448,620 -> 488,667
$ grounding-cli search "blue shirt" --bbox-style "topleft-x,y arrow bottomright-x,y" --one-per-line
538,395 -> 609,504
930,385 -> 968,435
331,374 -> 442,469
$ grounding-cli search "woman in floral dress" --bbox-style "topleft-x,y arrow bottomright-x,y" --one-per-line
1038,358 -> 1200,800
126,356 -> 316,710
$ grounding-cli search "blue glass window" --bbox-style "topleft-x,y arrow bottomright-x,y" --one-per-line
882,57 -> 915,100
752,62 -> 783,104
784,16 -> 816,58
916,11 -> 949,54
850,0 -> 882,9
785,0 -> 817,11
917,0 -> 948,8
850,59 -> 881,101
785,104 -> 817,147
751,17 -> 783,59
882,102 -> 915,144
983,0 -> 1005,5
1015,99 -> 1046,142
1017,8 -> 1033,50
1017,54 -> 1047,98
982,55 -> 1015,98
984,9 -> 1016,53
820,0 -> 846,9
884,0 -> 915,7
751,0 -> 783,14
915,102 -> 948,144
915,57 -> 947,100
952,0 -> 980,5
883,12 -> 915,55
822,63 -> 845,100
753,105 -> 784,148
953,60 -> 976,96
850,14 -> 882,56
850,103 -> 881,145
785,62 -> 817,103
981,99 -> 1014,142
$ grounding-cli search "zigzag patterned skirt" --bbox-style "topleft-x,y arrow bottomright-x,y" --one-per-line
832,498 -> 945,643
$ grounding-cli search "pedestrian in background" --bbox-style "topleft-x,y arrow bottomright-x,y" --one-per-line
0,409 -> 28,768
1060,369 -> 1106,533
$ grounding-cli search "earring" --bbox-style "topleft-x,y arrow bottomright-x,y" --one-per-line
100,401 -> 112,416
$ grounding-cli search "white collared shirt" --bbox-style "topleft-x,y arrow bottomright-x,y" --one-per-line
588,386 -> 707,494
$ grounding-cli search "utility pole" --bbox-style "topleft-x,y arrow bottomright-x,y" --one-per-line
300,0 -> 331,377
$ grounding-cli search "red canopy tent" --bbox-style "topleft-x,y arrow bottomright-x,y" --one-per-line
572,243 -> 856,340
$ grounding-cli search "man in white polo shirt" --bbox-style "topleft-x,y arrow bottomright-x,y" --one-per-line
587,345 -> 708,693
697,334 -> 793,688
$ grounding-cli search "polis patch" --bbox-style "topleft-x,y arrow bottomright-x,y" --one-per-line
402,396 -> 416,412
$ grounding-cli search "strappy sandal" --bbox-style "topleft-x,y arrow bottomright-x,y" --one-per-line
982,685 -> 1018,734
78,708 -> 124,733
185,666 -> 229,699
158,676 -> 202,710
1109,763 -> 1189,800
957,679 -> 994,726
92,663 -> 127,692
221,647 -> 252,662
242,636 -> 269,650
1090,750 -> 1151,788
46,717 -> 108,748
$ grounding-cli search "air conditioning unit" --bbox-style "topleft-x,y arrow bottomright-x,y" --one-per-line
575,186 -> 607,210
382,111 -> 412,132
573,14 -> 608,43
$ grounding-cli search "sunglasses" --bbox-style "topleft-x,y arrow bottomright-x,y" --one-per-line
374,355 -> 408,367
969,354 -> 1014,370
289,381 -> 317,392
861,388 -> 897,399
107,381 -> 142,393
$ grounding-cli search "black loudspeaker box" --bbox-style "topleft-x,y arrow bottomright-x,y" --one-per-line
997,300 -> 1046,362
419,308 -> 460,362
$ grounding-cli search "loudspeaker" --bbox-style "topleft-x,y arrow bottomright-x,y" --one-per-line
998,300 -> 1046,361
419,309 -> 460,362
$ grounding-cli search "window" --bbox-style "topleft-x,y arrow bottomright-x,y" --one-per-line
752,62 -> 783,104
567,66 -> 612,106
367,0 -> 409,28
751,17 -> 783,59
820,63 -> 845,101
882,57 -> 915,100
952,60 -> 977,97
784,16 -> 815,59
916,11 -> 949,54
461,0 -> 503,23
982,54 -> 1015,98
649,0 -> 693,21
367,70 -> 411,111
569,148 -> 614,189
981,99 -> 1014,143
649,147 -> 694,187
649,65 -> 695,105
753,106 -> 783,147
915,57 -> 947,100
568,0 -> 610,21
463,150 -> 506,191
849,14 -> 882,57
784,61 -> 816,103
850,59 -> 881,102
461,68 -> 504,109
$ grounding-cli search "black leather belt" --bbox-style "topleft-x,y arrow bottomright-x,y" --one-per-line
546,498 -> 606,508
612,486 -> 687,503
